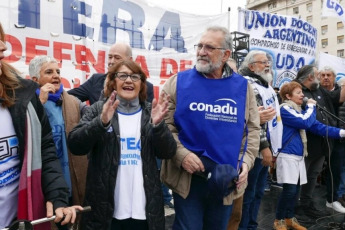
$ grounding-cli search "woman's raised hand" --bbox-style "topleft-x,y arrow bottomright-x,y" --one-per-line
101,90 -> 120,126
151,92 -> 170,126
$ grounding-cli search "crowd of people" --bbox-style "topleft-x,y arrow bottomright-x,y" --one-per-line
2,20 -> 345,230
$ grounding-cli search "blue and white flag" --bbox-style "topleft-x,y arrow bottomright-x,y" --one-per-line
319,52 -> 345,82
322,0 -> 345,25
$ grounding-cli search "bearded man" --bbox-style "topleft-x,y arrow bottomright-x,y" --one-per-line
238,50 -> 283,230
294,65 -> 345,219
160,26 -> 261,230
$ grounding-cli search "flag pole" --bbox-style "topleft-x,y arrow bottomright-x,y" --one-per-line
228,7 -> 231,32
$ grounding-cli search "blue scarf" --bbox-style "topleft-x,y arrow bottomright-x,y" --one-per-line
36,84 -> 63,103
43,100 -> 72,197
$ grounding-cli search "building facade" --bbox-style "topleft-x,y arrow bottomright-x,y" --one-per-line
246,0 -> 345,58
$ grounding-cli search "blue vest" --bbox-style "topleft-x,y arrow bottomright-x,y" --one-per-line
174,68 -> 247,168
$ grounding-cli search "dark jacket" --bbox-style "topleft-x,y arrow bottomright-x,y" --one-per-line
339,102 -> 345,129
8,78 -> 69,210
67,100 -> 176,230
301,84 -> 339,156
68,73 -> 155,104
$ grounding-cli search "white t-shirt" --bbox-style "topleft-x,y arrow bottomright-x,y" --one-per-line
113,109 -> 146,220
0,106 -> 20,228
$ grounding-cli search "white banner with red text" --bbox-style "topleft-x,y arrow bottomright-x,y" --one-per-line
0,0 -> 228,95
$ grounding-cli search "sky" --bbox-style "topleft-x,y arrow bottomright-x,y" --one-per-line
147,0 -> 246,32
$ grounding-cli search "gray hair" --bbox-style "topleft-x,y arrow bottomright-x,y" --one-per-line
295,65 -> 316,83
238,50 -> 267,74
227,57 -> 236,64
29,55 -> 58,79
205,26 -> 232,51
320,66 -> 336,78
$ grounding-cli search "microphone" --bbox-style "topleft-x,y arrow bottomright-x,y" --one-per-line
304,97 -> 345,125
303,97 -> 309,104
303,97 -> 319,107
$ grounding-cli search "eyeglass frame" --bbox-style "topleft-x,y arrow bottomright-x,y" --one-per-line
251,60 -> 272,66
194,43 -> 226,53
113,72 -> 142,82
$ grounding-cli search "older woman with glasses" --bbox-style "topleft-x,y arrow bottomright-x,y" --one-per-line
68,60 -> 176,230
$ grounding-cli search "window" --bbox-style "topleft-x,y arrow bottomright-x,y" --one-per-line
293,7 -> 299,14
321,25 -> 328,35
306,16 -> 312,23
321,39 -> 328,48
291,0 -> 296,3
337,49 -> 344,57
268,2 -> 277,9
338,35 -> 344,44
306,3 -> 312,12
338,22 -> 344,29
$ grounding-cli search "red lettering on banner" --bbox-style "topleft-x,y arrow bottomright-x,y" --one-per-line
160,58 -> 178,79
135,55 -> 150,77
61,77 -> 71,89
4,34 -> 22,63
180,60 -> 193,71
73,78 -> 81,88
153,85 -> 160,101
93,52 -> 106,73
2,34 -> 194,90
25,37 -> 49,64
53,42 -> 72,68
75,45 -> 105,73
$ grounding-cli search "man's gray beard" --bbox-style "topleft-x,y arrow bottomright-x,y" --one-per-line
196,58 -> 222,74
255,69 -> 273,84
309,77 -> 320,91
310,82 -> 319,91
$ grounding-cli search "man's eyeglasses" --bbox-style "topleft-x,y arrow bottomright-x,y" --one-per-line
194,43 -> 225,53
251,61 -> 272,66
115,72 -> 142,82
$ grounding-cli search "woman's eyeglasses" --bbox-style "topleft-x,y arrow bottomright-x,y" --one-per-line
115,72 -> 142,82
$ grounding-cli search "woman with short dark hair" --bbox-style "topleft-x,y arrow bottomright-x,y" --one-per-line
68,60 -> 176,230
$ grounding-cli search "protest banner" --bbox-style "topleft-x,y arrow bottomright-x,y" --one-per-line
322,0 -> 345,26
0,0 -> 228,93
237,8 -> 317,87
319,52 -> 345,81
